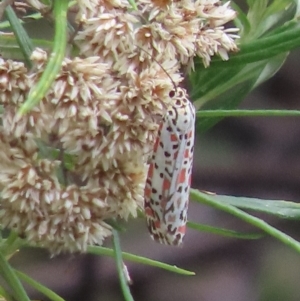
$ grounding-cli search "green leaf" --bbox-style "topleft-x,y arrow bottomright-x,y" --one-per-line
4,5 -> 33,67
199,20 -> 300,68
0,34 -> 53,60
245,0 -> 295,39
190,19 -> 300,131
297,0 -> 300,16
87,246 -> 195,276
187,221 -> 263,239
190,189 -> 300,255
192,19 -> 300,80
253,52 -> 288,88
192,54 -> 285,109
231,2 -> 251,37
246,0 -> 268,36
206,194 -> 300,220
0,12 -> 42,30
193,71 -> 260,132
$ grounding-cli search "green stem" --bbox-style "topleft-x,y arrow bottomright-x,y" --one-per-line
0,252 -> 30,301
112,230 -> 134,301
1,231 -> 24,258
196,109 -> 300,118
190,189 -> 300,254
14,270 -> 65,301
187,221 -> 263,239
19,0 -> 69,113
87,246 -> 194,275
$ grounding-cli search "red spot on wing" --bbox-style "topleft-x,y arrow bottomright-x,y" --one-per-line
145,186 -> 151,198
187,130 -> 193,138
177,225 -> 186,234
147,164 -> 154,179
184,148 -> 190,158
145,207 -> 154,217
153,138 -> 160,152
163,178 -> 171,190
154,220 -> 161,229
170,133 -> 178,142
178,168 -> 186,183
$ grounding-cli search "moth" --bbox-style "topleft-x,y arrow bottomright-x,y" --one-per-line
145,88 -> 195,245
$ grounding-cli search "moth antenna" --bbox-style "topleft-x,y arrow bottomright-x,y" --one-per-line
135,44 -> 177,92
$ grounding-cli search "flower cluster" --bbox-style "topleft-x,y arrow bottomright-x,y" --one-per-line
0,0 -> 238,253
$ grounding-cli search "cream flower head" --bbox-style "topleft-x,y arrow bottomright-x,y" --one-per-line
0,0 -> 238,253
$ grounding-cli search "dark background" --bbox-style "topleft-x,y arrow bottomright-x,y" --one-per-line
9,38 -> 300,301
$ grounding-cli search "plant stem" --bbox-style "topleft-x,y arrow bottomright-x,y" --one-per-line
0,251 -> 30,301
190,189 -> 300,254
197,109 -> 300,117
112,230 -> 134,301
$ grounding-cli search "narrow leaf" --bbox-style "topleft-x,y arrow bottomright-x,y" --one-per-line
190,189 -> 300,254
206,194 -> 300,220
187,221 -> 263,239
4,5 -> 33,67
87,246 -> 195,276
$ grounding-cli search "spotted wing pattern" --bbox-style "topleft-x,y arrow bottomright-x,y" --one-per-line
145,88 -> 195,246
